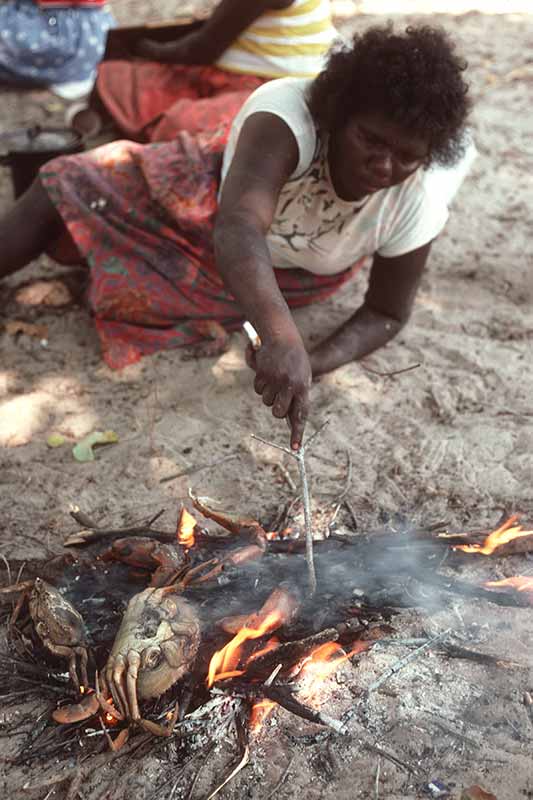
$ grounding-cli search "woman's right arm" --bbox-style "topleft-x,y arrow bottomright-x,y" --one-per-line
214,111 -> 311,449
137,0 -> 295,65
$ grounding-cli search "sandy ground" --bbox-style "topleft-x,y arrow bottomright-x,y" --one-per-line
1,2 -> 533,799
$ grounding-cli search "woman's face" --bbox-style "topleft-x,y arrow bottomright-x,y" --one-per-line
328,111 -> 431,201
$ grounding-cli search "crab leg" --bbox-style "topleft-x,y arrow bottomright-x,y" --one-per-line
99,716 -> 130,752
126,650 -> 141,721
68,653 -> 80,691
190,494 -> 261,535
9,590 -> 28,626
95,670 -> 123,721
179,558 -> 219,588
76,646 -> 89,689
185,544 -> 265,587
45,642 -> 81,690
137,702 -> 180,737
108,655 -> 129,718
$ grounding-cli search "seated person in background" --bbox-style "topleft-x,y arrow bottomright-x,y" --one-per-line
0,24 -> 475,450
85,0 -> 337,141
0,0 -> 115,100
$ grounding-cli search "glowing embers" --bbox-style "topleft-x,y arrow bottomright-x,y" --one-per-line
250,699 -> 277,732
484,575 -> 533,601
295,640 -> 370,694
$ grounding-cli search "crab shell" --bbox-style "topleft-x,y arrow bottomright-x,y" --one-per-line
108,587 -> 201,701
28,577 -> 88,650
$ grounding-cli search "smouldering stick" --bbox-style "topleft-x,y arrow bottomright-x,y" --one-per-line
251,420 -> 329,596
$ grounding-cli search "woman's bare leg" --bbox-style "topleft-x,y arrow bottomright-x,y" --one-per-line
0,178 -> 65,280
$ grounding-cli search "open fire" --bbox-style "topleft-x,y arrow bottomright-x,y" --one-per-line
1,496 -> 533,797
452,513 -> 533,556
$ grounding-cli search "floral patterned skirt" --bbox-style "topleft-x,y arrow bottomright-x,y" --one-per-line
39,132 -> 363,369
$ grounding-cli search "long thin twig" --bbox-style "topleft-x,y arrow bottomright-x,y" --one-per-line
266,756 -> 295,800
364,742 -> 418,775
296,445 -> 316,593
368,628 -> 452,692
185,742 -> 216,800
361,362 -> 421,378
251,420 -> 329,595
329,450 -> 353,531
206,745 -> 250,800
160,452 -> 240,484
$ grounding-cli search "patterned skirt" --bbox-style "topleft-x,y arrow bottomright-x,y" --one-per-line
40,131 -> 363,369
95,60 -> 266,142
0,0 -> 115,88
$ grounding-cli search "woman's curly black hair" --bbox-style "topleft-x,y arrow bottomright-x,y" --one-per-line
308,24 -> 471,166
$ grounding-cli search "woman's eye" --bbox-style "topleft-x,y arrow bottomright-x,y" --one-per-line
398,155 -> 421,168
362,132 -> 380,146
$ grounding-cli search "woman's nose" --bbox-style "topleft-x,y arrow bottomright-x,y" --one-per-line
369,154 -> 393,180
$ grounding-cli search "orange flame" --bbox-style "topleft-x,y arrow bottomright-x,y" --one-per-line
485,576 -> 533,596
177,507 -> 196,549
207,610 -> 283,688
455,515 -> 533,555
250,699 -> 276,732
265,527 -> 293,541
298,640 -> 370,687
249,636 -> 280,662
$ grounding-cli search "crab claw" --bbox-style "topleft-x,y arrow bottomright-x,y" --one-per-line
100,538 -> 187,587
52,693 -> 100,725
95,670 -> 123,721
189,492 -> 267,548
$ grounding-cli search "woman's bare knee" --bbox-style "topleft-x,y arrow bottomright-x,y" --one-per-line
0,178 -> 65,279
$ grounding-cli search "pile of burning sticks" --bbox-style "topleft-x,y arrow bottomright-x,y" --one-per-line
1,433 -> 533,798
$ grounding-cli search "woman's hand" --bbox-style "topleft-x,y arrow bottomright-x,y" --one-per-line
247,335 -> 311,450
134,35 -> 200,64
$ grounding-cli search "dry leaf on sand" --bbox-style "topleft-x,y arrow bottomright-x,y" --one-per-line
4,319 -> 48,339
461,786 -> 497,800
15,279 -> 72,307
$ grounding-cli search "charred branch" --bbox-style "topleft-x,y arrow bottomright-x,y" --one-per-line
245,628 -> 340,680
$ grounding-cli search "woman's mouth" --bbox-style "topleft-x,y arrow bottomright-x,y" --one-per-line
362,177 -> 390,193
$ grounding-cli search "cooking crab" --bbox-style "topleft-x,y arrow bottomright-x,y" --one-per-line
43,495 -> 273,743
96,585 -> 201,740
97,493 -> 268,590
4,576 -> 90,691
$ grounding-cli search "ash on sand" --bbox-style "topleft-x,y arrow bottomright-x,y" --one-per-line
1,2 -> 533,799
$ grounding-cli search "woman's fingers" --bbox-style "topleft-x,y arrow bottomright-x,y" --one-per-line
262,385 -> 278,407
272,386 -> 293,419
254,374 -> 267,395
287,390 -> 309,450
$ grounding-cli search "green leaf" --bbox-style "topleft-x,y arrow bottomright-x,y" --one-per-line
72,430 -> 119,463
47,433 -> 66,448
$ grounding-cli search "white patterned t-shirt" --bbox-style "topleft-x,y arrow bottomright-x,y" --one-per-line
220,77 -> 476,276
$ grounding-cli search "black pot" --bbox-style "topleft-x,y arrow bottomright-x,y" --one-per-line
0,125 -> 84,199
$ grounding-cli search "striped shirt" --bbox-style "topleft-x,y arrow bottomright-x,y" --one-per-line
216,0 -> 337,79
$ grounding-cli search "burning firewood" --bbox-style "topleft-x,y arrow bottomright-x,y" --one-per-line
451,514 -> 533,557
218,585 -> 300,634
